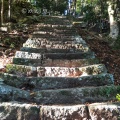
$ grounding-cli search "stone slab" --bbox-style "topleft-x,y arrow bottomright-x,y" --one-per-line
40,105 -> 88,120
88,102 -> 120,120
13,58 -> 99,67
37,64 -> 107,77
14,51 -> 95,59
0,73 -> 113,90
33,85 -> 119,104
6,64 -> 37,77
0,83 -> 30,102
0,102 -> 40,120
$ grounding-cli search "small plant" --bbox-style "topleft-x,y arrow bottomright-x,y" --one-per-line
116,94 -> 120,101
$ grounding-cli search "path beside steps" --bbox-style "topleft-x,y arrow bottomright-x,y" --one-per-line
0,16 -> 120,119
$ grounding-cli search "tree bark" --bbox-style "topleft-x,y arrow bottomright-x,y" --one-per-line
8,0 -> 11,22
108,1 -> 119,40
1,0 -> 4,25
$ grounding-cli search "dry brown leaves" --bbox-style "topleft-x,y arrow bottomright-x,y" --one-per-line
78,28 -> 120,85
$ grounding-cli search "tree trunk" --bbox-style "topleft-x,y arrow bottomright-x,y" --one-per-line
1,0 -> 4,25
8,0 -> 11,22
108,1 -> 119,41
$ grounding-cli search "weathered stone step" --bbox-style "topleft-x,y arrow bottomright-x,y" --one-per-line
32,85 -> 120,104
0,83 -> 30,102
24,36 -> 87,44
14,51 -> 95,59
27,36 -> 85,43
0,102 -> 40,120
13,58 -> 99,67
23,38 -> 87,50
32,34 -> 75,38
5,64 -> 37,77
5,64 -> 107,77
0,102 -> 119,120
37,64 -> 107,77
20,47 -> 89,53
34,24 -> 73,28
41,102 -> 120,120
33,30 -> 77,34
35,27 -> 76,32
33,29 -> 77,34
0,73 -> 113,90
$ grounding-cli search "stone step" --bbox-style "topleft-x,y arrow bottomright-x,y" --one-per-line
37,64 -> 107,77
0,83 -> 30,102
0,102 -> 40,120
33,29 -> 77,34
20,47 -> 89,53
32,32 -> 76,37
23,38 -> 87,50
41,102 -> 120,120
24,36 -> 87,44
35,27 -> 76,32
33,31 -> 77,36
13,58 -> 99,67
34,24 -> 73,28
29,36 -> 87,45
32,34 -> 75,39
32,85 -> 120,104
0,102 -> 119,120
5,64 -> 37,77
14,51 -> 95,59
5,64 -> 107,77
0,73 -> 113,90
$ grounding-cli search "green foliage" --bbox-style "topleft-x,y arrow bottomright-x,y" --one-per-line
11,1 -> 34,22
82,5 -> 97,23
116,94 -> 120,101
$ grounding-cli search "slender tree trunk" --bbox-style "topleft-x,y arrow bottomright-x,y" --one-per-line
108,1 -> 119,41
8,0 -> 11,22
1,0 -> 4,25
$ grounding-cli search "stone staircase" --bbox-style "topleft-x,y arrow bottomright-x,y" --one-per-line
0,16 -> 120,119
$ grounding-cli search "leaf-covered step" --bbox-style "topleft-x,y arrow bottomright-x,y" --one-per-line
31,85 -> 120,104
0,73 -> 113,90
37,64 -> 107,77
5,64 -> 107,77
14,51 -> 95,59
13,58 -> 99,67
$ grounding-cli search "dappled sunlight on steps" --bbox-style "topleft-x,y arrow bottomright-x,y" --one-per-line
0,16 -> 119,119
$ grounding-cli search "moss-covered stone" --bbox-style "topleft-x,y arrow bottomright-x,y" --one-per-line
6,64 -> 37,77
33,85 -> 120,104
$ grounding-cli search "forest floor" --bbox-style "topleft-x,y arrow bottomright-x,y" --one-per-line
0,23 -> 120,85
77,27 -> 120,85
